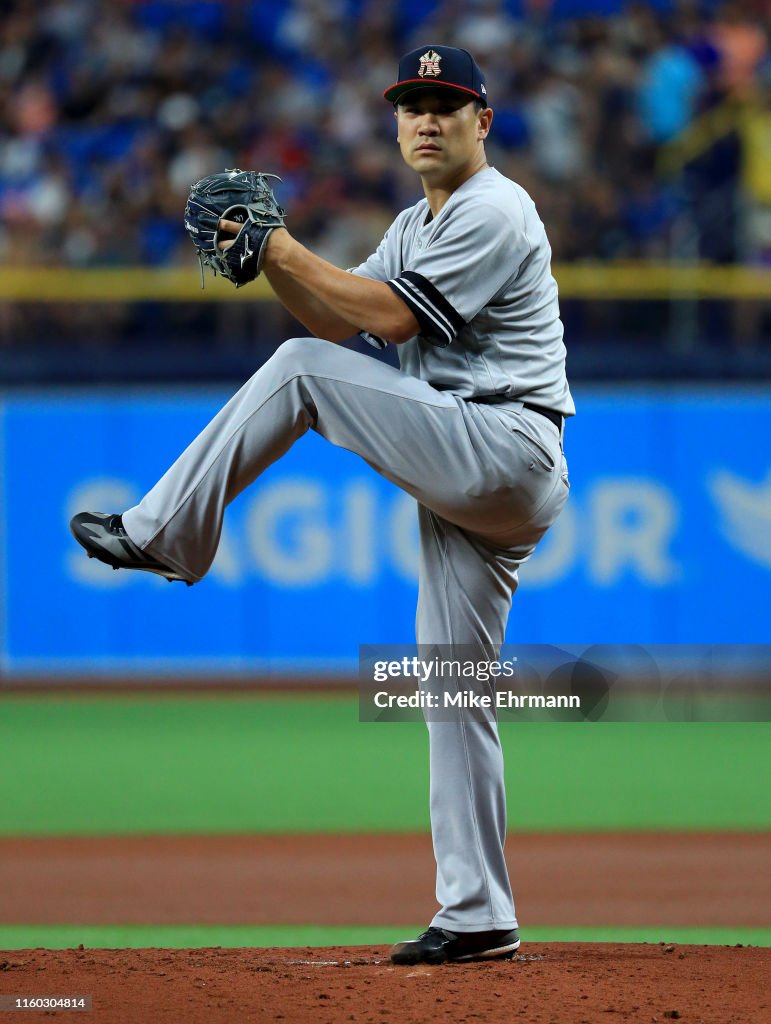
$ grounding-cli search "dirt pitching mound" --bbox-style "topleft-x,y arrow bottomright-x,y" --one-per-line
0,943 -> 767,1024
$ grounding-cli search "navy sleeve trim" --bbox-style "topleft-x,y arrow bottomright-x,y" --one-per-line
387,271 -> 465,348
402,271 -> 466,333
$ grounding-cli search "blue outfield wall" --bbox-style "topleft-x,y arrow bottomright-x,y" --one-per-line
1,387 -> 769,675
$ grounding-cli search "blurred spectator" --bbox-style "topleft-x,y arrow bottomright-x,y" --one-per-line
636,19 -> 705,143
452,0 -> 521,58
0,0 -> 767,273
523,62 -> 587,182
739,92 -> 771,265
0,0 -> 768,384
710,1 -> 767,98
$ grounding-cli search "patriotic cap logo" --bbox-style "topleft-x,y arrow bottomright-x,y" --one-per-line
384,45 -> 488,105
418,50 -> 442,78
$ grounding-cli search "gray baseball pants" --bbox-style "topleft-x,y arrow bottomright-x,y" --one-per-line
123,336 -> 569,933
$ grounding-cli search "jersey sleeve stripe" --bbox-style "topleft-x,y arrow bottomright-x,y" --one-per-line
388,269 -> 467,348
387,279 -> 453,347
400,271 -> 466,334
397,277 -> 456,337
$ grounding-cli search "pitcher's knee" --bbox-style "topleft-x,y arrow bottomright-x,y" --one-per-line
270,336 -> 349,379
278,336 -> 321,360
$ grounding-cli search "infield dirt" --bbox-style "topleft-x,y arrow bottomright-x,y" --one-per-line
1,943 -> 767,1024
0,832 -> 767,926
0,832 -> 768,1023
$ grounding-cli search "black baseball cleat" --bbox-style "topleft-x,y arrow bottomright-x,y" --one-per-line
70,512 -> 191,585
390,926 -> 520,966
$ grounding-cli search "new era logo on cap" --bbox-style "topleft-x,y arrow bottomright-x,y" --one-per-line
384,45 -> 489,105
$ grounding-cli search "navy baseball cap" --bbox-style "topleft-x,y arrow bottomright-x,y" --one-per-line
384,45 -> 489,106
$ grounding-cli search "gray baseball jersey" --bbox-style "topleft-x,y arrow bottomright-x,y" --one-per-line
352,166 -> 575,416
116,165 -> 572,939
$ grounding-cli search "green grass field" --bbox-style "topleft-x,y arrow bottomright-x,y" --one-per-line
0,694 -> 768,949
0,925 -> 768,949
0,694 -> 768,833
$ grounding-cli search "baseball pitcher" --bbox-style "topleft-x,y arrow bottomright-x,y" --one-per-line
71,44 -> 575,965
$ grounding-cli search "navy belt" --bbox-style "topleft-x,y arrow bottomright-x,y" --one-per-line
470,394 -> 564,433
522,402 -> 563,433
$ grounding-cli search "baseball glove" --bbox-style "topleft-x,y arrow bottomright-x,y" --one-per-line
184,168 -> 286,288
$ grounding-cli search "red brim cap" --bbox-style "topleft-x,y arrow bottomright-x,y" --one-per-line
384,45 -> 488,106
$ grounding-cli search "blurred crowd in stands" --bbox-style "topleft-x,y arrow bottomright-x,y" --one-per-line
0,0 -> 769,382
1,0 -> 769,271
